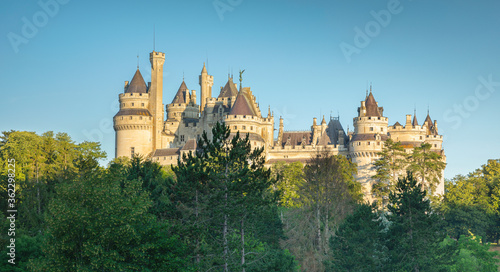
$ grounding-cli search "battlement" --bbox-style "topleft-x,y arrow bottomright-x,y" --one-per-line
224,114 -> 272,123
353,116 -> 388,122
426,134 -> 443,139
150,51 -> 165,58
119,92 -> 150,99
388,124 -> 426,132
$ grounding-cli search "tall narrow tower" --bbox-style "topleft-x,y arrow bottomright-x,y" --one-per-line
149,51 -> 166,151
199,63 -> 213,112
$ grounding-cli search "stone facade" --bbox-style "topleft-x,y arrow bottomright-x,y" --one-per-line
113,50 -> 446,201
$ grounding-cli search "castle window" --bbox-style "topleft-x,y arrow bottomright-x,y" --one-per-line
163,157 -> 166,160
434,144 -> 437,147
367,142 -> 370,145
243,126 -> 246,130
234,126 -> 237,130
140,117 -> 142,120
180,135 -> 185,142
130,116 -> 133,120
381,128 -> 384,132
420,136 -> 423,140
377,142 -> 380,145
370,127 -> 374,131
250,126 -> 253,130
368,117 -> 371,120
131,147 -> 135,157
132,103 -> 134,106
121,117 -> 123,120
122,103 -> 125,107
141,103 -> 144,107
378,117 -> 381,120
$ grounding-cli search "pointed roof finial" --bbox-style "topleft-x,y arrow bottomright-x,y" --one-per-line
182,71 -> 185,81
427,105 -> 430,116
137,54 -> 139,69
370,82 -> 372,93
201,62 -> 207,74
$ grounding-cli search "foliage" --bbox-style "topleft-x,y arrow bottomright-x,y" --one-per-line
271,161 -> 304,208
439,159 -> 500,242
386,172 -> 454,271
33,163 -> 190,271
326,203 -> 386,272
442,235 -> 499,272
408,143 -> 446,194
372,138 -> 408,206
172,122 -> 295,271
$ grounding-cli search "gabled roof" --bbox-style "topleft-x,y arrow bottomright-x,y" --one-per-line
365,92 -> 381,117
393,121 -> 402,127
229,91 -> 256,116
218,77 -> 238,98
125,69 -> 148,94
172,81 -> 189,104
181,139 -> 197,151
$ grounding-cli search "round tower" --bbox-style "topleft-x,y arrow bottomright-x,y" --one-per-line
349,90 -> 388,202
114,69 -> 153,158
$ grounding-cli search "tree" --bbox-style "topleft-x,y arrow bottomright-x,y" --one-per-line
386,172 -> 454,271
326,203 -> 385,272
281,152 -> 360,271
271,161 -> 304,208
372,138 -> 408,206
408,143 -> 446,194
172,122 -> 295,271
438,159 -> 500,243
34,163 -> 190,271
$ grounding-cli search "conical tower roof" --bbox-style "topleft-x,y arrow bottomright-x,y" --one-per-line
172,81 -> 189,104
218,77 -> 238,98
125,69 -> 148,94
412,115 -> 419,126
201,63 -> 207,74
365,91 -> 381,117
229,91 -> 256,116
424,113 -> 433,128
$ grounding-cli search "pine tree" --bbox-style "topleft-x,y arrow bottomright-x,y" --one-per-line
386,172 -> 453,271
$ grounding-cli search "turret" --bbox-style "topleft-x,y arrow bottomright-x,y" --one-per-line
199,63 -> 214,112
114,68 -> 153,158
149,51 -> 166,151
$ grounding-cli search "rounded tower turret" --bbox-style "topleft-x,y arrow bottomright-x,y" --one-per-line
349,90 -> 388,202
114,69 -> 153,158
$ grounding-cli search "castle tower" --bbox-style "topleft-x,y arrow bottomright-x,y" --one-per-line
114,69 -> 153,158
350,90 -> 388,202
149,51 -> 166,151
199,63 -> 214,112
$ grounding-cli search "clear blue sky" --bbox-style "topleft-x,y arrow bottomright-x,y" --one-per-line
1,0 -> 499,179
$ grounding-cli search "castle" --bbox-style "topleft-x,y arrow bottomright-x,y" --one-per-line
113,50 -> 445,201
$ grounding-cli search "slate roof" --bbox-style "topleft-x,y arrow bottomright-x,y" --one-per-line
412,115 -> 419,126
125,69 -> 148,94
152,148 -> 180,157
218,78 -> 238,98
281,131 -> 312,147
172,81 -> 189,104
114,108 -> 152,117
181,139 -> 197,151
229,90 -> 256,116
365,92 -> 381,117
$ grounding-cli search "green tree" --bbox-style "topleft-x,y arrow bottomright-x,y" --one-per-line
34,163 -> 190,271
408,143 -> 446,194
326,203 -> 385,272
443,235 -> 499,272
386,172 -> 454,271
173,122 -> 295,271
372,138 -> 408,206
271,161 -> 304,208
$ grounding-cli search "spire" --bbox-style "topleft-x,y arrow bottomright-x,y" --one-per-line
321,115 -> 326,125
125,69 -> 147,94
172,81 -> 189,104
218,77 -> 238,98
268,105 -> 272,117
201,62 -> 207,74
364,91 -> 381,117
412,108 -> 419,126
